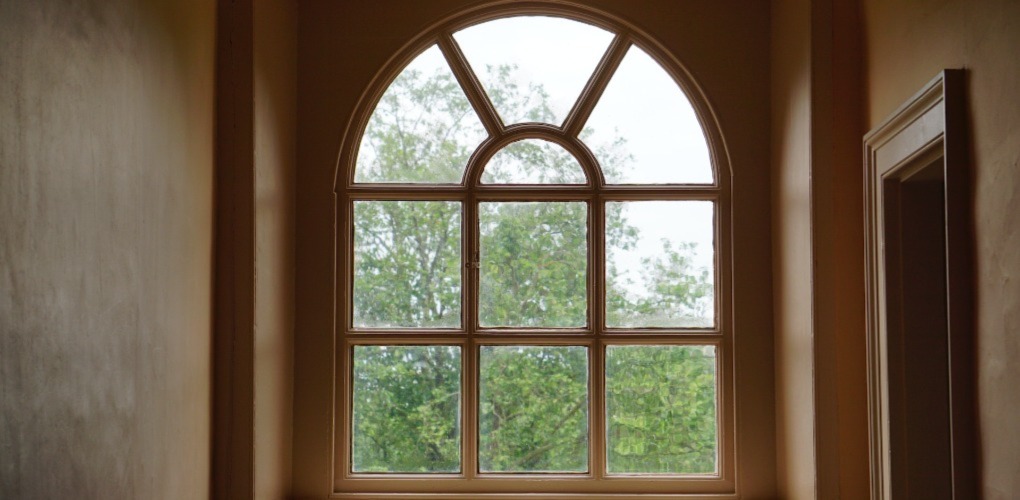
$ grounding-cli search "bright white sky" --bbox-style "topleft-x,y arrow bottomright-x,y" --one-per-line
373,16 -> 716,312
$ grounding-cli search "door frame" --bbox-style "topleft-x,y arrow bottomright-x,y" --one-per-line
863,69 -> 975,499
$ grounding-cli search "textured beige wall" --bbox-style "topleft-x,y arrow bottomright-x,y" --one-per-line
771,0 -> 870,498
254,0 -> 297,497
770,0 -> 817,497
863,1 -> 1020,497
0,0 -> 215,498
294,1 -> 775,497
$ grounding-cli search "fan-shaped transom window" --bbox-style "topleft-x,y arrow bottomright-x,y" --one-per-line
339,9 -> 731,497
353,16 -> 714,186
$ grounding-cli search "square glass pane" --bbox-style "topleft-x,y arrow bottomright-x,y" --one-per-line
606,345 -> 717,474
479,346 -> 589,472
479,202 -> 588,328
352,345 -> 461,473
353,201 -> 461,328
606,201 -> 714,328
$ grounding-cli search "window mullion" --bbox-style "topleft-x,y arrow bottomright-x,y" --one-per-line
464,195 -> 478,334
462,340 -> 478,479
463,193 -> 479,479
591,341 -> 607,479
592,197 -> 605,335
591,197 -> 607,478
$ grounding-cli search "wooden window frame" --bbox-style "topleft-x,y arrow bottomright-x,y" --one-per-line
332,3 -> 734,498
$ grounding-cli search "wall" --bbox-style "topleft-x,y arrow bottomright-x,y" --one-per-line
294,1 -> 775,497
862,1 -> 1020,497
770,0 -> 817,496
213,0 -> 297,497
771,0 -> 869,497
254,0 -> 297,497
0,0 -> 215,498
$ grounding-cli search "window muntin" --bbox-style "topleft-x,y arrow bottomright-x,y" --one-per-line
340,10 -> 730,497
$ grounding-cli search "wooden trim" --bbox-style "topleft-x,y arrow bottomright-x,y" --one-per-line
563,34 -> 630,137
213,0 -> 256,498
438,34 -> 505,137
863,69 -> 974,499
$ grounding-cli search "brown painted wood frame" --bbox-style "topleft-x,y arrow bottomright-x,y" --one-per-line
331,2 -> 734,498
863,69 -> 975,499
213,0 -> 255,497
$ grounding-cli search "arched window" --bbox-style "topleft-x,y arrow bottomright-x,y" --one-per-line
335,6 -> 732,497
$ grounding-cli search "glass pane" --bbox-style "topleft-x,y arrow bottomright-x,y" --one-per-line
583,45 -> 713,184
479,346 -> 589,472
354,45 -> 487,183
479,202 -> 587,328
454,16 -> 613,126
481,139 -> 587,184
352,345 -> 461,473
606,201 -> 714,328
353,201 -> 461,328
606,345 -> 717,474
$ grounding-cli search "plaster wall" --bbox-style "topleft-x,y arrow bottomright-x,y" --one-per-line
294,1 -> 775,497
863,1 -> 1020,497
0,0 -> 215,498
771,0 -> 870,498
254,0 -> 297,497
770,0 -> 817,497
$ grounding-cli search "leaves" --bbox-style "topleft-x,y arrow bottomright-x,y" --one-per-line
479,202 -> 587,327
479,346 -> 588,472
353,346 -> 461,472
353,201 -> 461,328
606,345 -> 717,473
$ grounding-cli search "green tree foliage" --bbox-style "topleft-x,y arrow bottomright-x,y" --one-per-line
606,345 -> 717,473
352,346 -> 461,472
479,346 -> 588,472
353,200 -> 461,328
479,202 -> 587,327
351,61 -> 716,474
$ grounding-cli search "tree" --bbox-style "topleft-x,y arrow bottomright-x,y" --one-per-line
350,61 -> 716,474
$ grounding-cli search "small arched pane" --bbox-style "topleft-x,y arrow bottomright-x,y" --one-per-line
354,45 -> 487,184
583,45 -> 713,184
454,16 -> 613,126
481,139 -> 587,185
